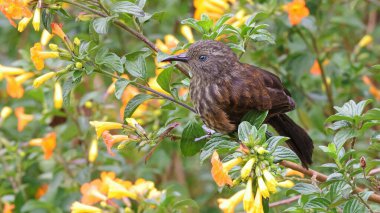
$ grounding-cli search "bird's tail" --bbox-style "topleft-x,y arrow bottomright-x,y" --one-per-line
267,114 -> 313,168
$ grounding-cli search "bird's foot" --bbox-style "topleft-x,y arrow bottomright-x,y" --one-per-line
194,125 -> 216,142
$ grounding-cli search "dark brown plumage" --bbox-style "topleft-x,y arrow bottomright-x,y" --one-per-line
163,40 -> 313,167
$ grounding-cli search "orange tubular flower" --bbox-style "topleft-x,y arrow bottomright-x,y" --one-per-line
0,0 -> 32,27
211,151 -> 241,186
5,72 -> 34,98
101,131 -> 130,156
283,0 -> 310,26
362,76 -> 380,101
30,43 -> 60,71
80,179 -> 108,205
15,107 -> 33,131
35,184 -> 49,199
29,132 -> 57,159
2,202 -> 15,213
310,60 -> 321,76
51,23 -> 66,41
89,121 -> 124,139
285,168 -> 305,178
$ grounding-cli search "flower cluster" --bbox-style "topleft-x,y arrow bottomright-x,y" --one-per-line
71,171 -> 166,213
210,122 -> 295,213
193,0 -> 236,20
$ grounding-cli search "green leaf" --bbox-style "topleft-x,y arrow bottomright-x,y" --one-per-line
125,56 -> 147,79
200,137 -> 239,163
358,191 -> 374,202
242,110 -> 268,128
157,67 -> 172,93
289,183 -> 320,195
63,77 -> 81,107
238,121 -> 252,142
273,146 -> 300,163
103,53 -> 124,73
333,100 -> 372,118
343,198 -> 365,213
181,18 -> 203,33
304,198 -> 331,211
333,128 -> 355,150
111,1 -> 145,17
180,120 -> 207,156
362,108 -> 380,121
123,94 -> 153,120
267,136 -> 288,152
42,9 -> 53,32
114,78 -> 130,100
214,14 -> 233,31
93,17 -> 113,34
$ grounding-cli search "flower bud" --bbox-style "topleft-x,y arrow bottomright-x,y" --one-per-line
358,35 -> 373,48
278,180 -> 295,188
256,146 -> 268,154
360,156 -> 366,169
33,72 -> 56,88
88,139 -> 98,163
49,44 -> 59,51
74,37 -> 81,46
32,7 -> 41,31
240,158 -> 255,179
0,106 -> 12,121
75,62 -> 83,69
18,17 -> 32,32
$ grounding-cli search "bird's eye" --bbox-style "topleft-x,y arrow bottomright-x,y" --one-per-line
198,55 -> 208,62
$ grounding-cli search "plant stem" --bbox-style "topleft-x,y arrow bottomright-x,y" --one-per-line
61,0 -> 190,77
295,27 -> 334,114
96,71 -> 195,113
280,160 -> 380,204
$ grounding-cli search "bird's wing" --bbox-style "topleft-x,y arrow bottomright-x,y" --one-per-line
251,65 -> 296,114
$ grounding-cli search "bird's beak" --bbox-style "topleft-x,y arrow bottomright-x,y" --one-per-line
161,53 -> 189,63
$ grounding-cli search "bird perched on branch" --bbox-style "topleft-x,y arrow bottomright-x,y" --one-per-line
163,40 -> 313,167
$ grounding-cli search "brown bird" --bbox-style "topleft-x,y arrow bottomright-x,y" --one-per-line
163,40 -> 313,167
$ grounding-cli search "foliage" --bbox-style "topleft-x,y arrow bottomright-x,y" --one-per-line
0,0 -> 379,212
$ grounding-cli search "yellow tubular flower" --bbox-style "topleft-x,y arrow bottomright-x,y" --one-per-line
241,158 -> 255,179
0,64 -> 26,76
217,190 -> 245,213
89,121 -> 124,139
32,7 -> 41,31
180,25 -> 194,43
204,1 -> 225,14
358,35 -> 373,48
263,169 -> 278,193
49,44 -> 58,51
222,157 -> 243,171
70,202 -> 102,213
243,178 -> 254,213
33,72 -> 56,88
285,169 -> 304,178
0,106 -> 12,121
30,42 -> 60,70
18,17 -> 32,32
106,178 -> 137,200
253,190 -> 264,213
257,176 -> 270,198
54,82 -> 63,109
40,29 -> 54,46
278,180 -> 295,188
88,139 -> 98,163
209,0 -> 230,10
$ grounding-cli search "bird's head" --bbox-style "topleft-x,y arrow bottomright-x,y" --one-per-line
162,40 -> 238,78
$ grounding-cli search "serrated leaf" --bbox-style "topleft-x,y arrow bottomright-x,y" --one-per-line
123,94 -> 153,120
289,183 -> 320,195
111,1 -> 145,17
180,120 -> 207,156
274,146 -> 300,163
343,198 -> 365,213
326,172 -> 343,181
362,108 -> 380,121
267,136 -> 288,152
304,198 -> 330,211
181,18 -> 203,33
333,128 -> 355,150
125,56 -> 147,79
214,13 -> 233,31
242,110 -> 268,128
93,17 -> 113,34
200,137 -> 239,163
114,78 -> 130,100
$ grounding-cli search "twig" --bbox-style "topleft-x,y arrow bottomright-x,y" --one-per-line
295,27 -> 334,114
280,160 -> 380,204
96,71 -> 195,113
61,0 -> 190,78
269,195 -> 301,207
